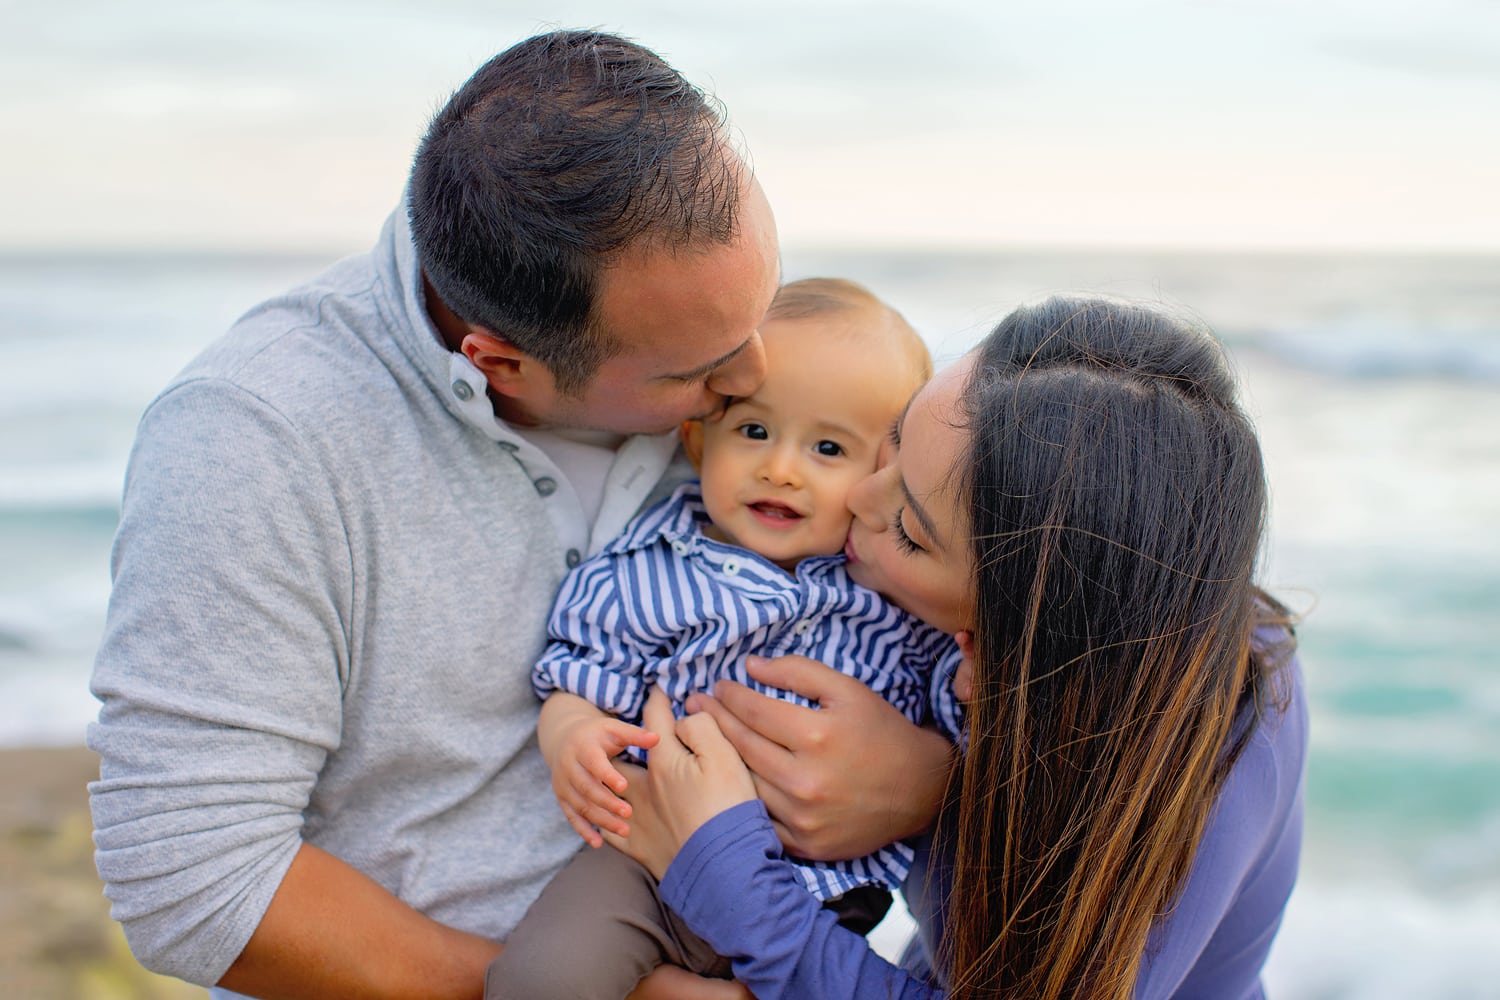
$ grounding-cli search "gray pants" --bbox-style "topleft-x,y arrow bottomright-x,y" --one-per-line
485,842 -> 892,999
485,843 -> 730,1000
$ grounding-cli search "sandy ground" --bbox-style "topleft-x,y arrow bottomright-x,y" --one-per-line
0,746 -> 205,999
0,745 -> 919,997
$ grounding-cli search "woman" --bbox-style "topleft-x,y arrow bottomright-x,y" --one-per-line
613,296 -> 1307,1000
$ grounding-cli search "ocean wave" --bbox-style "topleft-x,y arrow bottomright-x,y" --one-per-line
1266,881 -> 1500,999
867,880 -> 1500,1000
862,868 -> 1500,998
0,659 -> 100,748
0,466 -> 126,511
1228,322 -> 1500,383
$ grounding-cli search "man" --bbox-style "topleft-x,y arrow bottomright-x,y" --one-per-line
89,30 -> 950,1000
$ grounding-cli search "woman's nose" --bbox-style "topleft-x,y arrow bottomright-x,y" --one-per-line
847,466 -> 889,528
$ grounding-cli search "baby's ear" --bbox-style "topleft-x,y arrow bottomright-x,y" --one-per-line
679,420 -> 706,472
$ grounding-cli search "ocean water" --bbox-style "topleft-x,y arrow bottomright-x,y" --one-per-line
2,246 -> 1497,996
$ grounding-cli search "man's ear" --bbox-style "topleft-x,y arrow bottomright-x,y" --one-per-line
461,331 -> 535,398
679,420 -> 706,472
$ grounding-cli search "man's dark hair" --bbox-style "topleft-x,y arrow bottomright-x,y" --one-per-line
409,30 -> 741,393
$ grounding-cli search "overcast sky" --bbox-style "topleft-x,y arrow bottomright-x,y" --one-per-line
3,0 -> 1497,252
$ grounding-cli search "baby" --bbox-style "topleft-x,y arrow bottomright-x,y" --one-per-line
486,278 -> 951,1000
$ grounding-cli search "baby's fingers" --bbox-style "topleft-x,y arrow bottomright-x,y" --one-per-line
557,770 -> 631,840
559,800 -> 603,849
575,747 -> 635,798
568,761 -> 633,825
600,719 -> 661,756
573,796 -> 631,840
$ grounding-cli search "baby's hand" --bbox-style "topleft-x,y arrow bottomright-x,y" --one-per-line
550,714 -> 661,848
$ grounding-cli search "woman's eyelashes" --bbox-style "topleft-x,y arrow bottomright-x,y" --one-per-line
873,420 -> 902,469
891,508 -> 922,554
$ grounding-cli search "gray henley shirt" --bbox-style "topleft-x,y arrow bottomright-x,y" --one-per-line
87,203 -> 685,989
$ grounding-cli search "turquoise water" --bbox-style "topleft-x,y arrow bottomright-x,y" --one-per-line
2,248 -> 1497,996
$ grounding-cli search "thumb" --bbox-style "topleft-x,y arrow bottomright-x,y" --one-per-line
641,687 -> 681,753
674,709 -> 757,804
673,711 -> 734,761
744,653 -> 848,704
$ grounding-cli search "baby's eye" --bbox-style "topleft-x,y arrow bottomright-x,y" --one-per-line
738,422 -> 769,440
814,440 -> 845,458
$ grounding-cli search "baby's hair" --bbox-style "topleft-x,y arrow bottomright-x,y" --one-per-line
768,278 -> 932,381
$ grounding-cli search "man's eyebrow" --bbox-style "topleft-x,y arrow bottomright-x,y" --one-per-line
661,337 -> 752,382
666,260 -> 782,382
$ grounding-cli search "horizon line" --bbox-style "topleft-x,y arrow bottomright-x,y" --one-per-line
3,240 -> 1499,263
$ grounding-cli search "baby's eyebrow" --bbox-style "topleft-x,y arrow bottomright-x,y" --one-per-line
809,416 -> 866,443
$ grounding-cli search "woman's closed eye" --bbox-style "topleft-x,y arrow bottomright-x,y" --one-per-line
891,507 -> 923,554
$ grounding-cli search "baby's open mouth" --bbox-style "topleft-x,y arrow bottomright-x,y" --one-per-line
749,501 -> 802,521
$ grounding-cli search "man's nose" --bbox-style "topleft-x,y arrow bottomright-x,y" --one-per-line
705,332 -> 766,398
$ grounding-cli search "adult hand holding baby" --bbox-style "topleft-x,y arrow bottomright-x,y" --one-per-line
684,653 -> 956,861
607,688 -> 758,881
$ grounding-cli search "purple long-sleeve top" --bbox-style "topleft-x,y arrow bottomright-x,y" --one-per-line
660,655 -> 1307,1000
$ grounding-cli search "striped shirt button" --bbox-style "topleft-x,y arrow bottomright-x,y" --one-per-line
671,539 -> 689,555
722,559 -> 741,575
793,619 -> 813,635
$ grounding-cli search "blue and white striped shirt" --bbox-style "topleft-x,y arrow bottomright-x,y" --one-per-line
928,644 -> 967,746
534,482 -> 955,899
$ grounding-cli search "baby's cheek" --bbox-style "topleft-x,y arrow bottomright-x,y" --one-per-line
809,507 -> 854,559
824,507 -> 855,536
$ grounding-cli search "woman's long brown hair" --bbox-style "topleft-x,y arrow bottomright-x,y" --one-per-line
938,297 -> 1295,999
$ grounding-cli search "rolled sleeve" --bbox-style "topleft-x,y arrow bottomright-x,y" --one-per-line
88,380 -> 349,984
